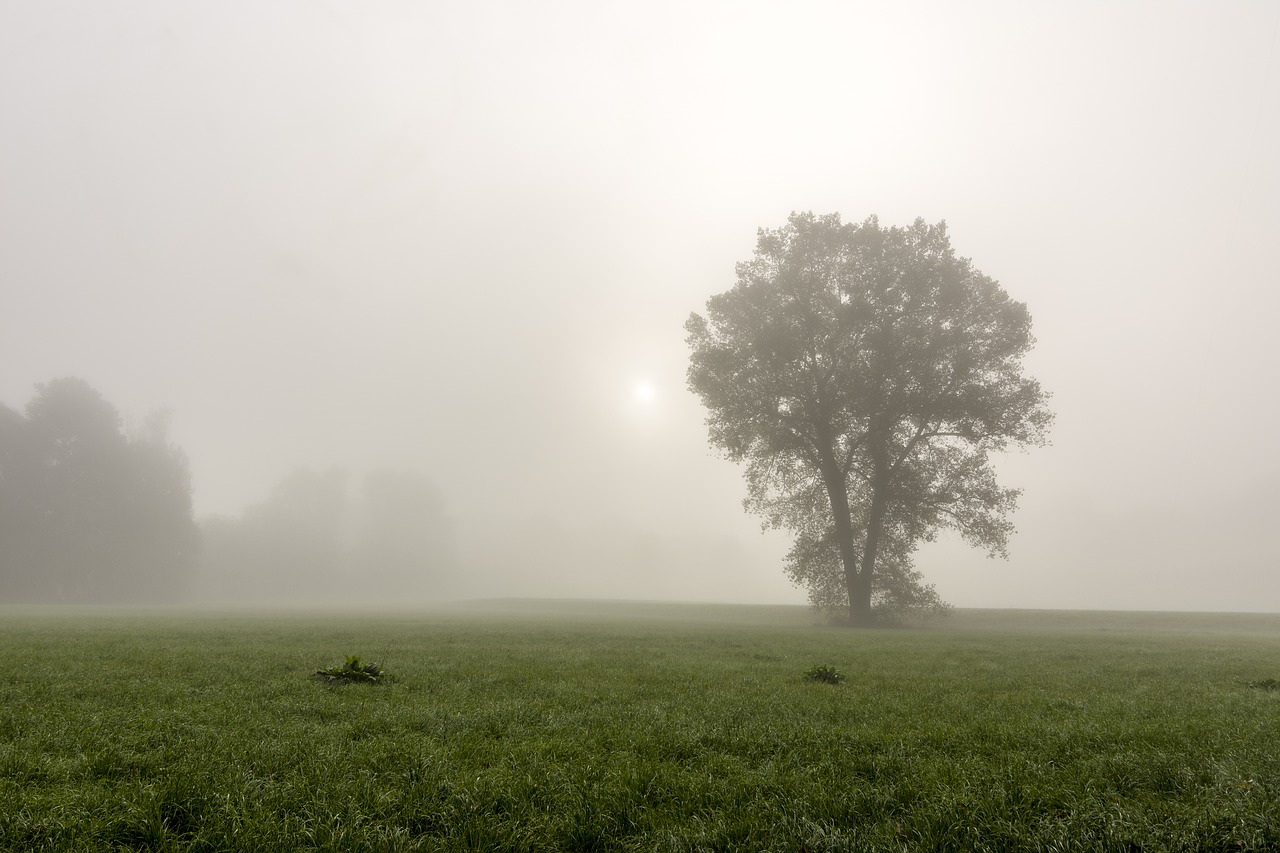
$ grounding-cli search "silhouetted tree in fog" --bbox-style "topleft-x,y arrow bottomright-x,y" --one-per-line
114,411 -> 202,600
0,378 -> 198,602
687,214 -> 1052,625
0,403 -> 37,595
197,468 -> 350,603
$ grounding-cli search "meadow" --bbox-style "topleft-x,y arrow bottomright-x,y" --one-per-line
2,601 -> 1280,852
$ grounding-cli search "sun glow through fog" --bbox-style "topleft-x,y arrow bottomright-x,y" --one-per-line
632,380 -> 655,403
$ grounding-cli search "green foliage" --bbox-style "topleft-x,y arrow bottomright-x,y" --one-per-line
313,655 -> 387,684
3,604 -> 1280,851
803,664 -> 844,684
1247,678 -> 1280,691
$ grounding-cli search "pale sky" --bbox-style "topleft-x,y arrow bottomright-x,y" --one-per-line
3,1 -> 1278,610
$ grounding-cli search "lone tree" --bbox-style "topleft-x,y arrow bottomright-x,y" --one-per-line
686,213 -> 1052,625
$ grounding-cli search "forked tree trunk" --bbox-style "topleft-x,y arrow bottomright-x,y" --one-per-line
820,461 -> 873,627
848,438 -> 891,628
853,489 -> 888,627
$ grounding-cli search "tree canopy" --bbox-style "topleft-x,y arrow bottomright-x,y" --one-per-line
0,378 -> 198,602
686,213 -> 1052,625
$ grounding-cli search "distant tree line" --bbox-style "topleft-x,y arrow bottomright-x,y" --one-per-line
197,466 -> 456,605
0,378 -> 199,602
0,378 -> 456,605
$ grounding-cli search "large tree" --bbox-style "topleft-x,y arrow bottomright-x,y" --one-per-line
686,213 -> 1052,625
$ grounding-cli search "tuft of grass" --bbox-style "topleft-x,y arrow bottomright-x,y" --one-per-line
313,655 -> 387,684
803,664 -> 844,684
1247,678 -> 1280,691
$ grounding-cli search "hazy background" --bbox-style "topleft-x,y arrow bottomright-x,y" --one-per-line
3,1 -> 1277,610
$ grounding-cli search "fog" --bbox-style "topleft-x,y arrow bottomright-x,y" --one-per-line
3,2 -> 1278,610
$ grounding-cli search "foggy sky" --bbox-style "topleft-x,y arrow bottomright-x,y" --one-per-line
3,1 -> 1278,610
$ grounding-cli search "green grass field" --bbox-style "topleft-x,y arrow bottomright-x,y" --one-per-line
3,601 -> 1280,851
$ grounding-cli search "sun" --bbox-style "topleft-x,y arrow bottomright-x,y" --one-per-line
632,380 -> 656,403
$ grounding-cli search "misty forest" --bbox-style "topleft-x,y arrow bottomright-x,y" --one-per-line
0,379 -> 457,607
4,3 -> 1280,850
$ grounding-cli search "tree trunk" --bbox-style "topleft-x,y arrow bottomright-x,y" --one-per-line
846,564 -> 868,625
818,461 -> 868,626
851,435 -> 891,628
847,569 -> 872,626
855,487 -> 888,627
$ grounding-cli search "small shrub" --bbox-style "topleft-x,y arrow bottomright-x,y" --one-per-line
314,656 -> 387,684
804,665 -> 844,685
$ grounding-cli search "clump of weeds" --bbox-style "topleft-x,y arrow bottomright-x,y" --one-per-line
804,665 -> 845,685
313,656 -> 388,684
